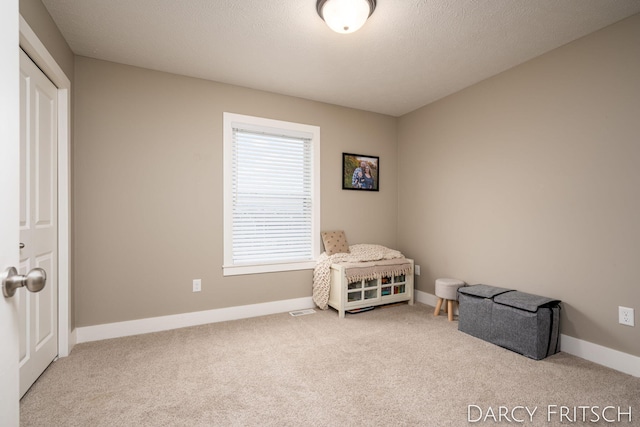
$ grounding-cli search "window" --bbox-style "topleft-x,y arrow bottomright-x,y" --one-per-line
223,113 -> 320,276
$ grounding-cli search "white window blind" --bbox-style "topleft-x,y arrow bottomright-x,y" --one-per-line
223,113 -> 320,276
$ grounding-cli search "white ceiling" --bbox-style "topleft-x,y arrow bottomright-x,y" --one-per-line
42,0 -> 640,117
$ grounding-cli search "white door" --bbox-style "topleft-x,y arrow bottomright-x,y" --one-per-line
1,0 -> 21,424
18,49 -> 59,397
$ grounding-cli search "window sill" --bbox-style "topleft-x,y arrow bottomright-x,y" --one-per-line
223,260 -> 316,276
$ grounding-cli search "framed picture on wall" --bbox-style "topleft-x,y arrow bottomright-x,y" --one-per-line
342,153 -> 379,191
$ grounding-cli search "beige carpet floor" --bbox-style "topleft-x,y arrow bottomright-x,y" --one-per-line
20,303 -> 639,426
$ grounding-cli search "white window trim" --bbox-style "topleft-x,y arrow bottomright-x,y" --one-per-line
223,112 -> 321,276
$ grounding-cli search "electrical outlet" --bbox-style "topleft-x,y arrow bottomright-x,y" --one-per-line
618,306 -> 634,326
193,279 -> 202,293
415,265 -> 421,276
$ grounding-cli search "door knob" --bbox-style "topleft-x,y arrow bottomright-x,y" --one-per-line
2,267 -> 47,298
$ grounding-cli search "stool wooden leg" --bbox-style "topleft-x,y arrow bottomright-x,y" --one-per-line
447,300 -> 454,321
434,298 -> 443,316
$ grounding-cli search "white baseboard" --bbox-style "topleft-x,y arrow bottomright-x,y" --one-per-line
415,290 -> 639,377
416,289 -> 459,314
559,334 -> 640,377
415,289 -> 439,307
76,297 -> 314,344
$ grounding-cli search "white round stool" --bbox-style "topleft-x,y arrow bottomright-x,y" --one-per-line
434,278 -> 466,321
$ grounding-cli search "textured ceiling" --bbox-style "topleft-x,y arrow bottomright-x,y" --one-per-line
42,0 -> 640,116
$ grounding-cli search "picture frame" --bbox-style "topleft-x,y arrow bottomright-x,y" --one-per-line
342,153 -> 379,191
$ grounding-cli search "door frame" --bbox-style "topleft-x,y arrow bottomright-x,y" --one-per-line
19,16 -> 73,357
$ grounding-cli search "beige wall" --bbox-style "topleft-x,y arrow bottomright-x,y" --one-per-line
73,57 -> 398,327
398,14 -> 640,356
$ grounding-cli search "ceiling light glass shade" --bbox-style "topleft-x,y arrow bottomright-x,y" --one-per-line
317,0 -> 376,34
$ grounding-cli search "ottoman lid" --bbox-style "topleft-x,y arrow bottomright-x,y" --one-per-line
494,291 -> 561,313
458,284 -> 512,299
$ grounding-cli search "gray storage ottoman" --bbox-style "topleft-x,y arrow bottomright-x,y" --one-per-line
457,285 -> 512,341
458,285 -> 561,360
492,291 -> 561,360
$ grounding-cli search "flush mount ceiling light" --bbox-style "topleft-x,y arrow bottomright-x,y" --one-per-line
316,0 -> 376,34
